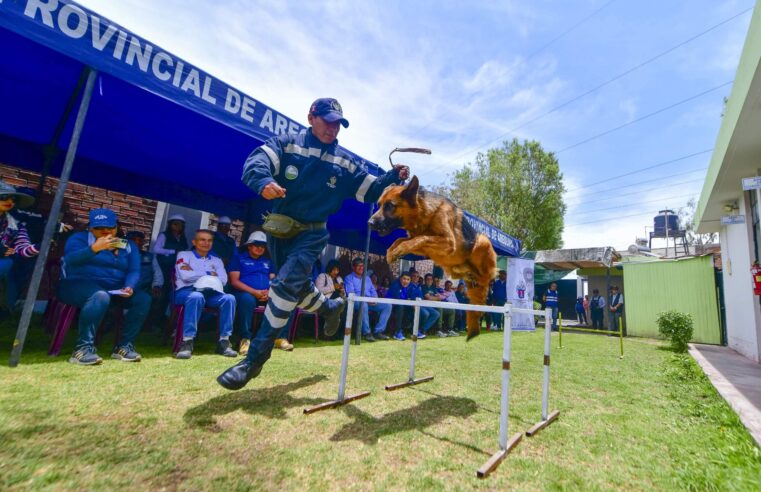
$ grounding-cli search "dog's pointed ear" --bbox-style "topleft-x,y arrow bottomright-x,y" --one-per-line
400,176 -> 419,206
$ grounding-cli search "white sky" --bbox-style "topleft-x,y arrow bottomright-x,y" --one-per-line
77,0 -> 752,251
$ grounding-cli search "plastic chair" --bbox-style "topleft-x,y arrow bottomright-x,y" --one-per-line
167,270 -> 220,353
249,305 -> 266,337
45,256 -> 127,355
287,308 -> 320,344
47,301 -> 124,356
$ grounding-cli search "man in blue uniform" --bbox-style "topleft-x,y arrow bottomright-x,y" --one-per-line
228,230 -> 281,355
543,282 -> 559,331
211,216 -> 237,267
490,270 -> 507,330
217,97 -> 409,390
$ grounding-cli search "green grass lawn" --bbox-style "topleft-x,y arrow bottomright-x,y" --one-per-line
1,318 -> 760,491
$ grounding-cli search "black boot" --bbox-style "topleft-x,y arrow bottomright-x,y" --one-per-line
216,359 -> 263,390
320,297 -> 347,337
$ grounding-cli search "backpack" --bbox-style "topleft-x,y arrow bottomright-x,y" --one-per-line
590,296 -> 600,309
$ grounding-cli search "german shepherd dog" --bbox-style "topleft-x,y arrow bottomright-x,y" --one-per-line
369,176 -> 497,340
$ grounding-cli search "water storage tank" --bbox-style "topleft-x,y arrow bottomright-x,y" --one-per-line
653,209 -> 679,235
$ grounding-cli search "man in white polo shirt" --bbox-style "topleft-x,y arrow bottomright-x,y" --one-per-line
174,229 -> 237,359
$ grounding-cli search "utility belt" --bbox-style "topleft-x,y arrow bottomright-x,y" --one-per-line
262,213 -> 327,239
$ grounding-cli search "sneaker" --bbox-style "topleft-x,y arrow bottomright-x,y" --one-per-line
436,331 -> 447,338
448,330 -> 460,337
111,344 -> 142,362
320,297 -> 347,337
274,338 -> 294,351
175,339 -> 194,359
239,338 -> 251,356
375,333 -> 390,340
69,346 -> 103,366
216,339 -> 238,357
364,334 -> 376,342
416,332 -> 427,340
393,331 -> 406,341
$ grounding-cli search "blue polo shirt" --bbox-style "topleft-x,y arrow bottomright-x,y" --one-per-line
228,252 -> 274,290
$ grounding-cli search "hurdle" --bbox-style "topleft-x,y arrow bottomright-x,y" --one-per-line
477,303 -> 522,478
525,307 -> 560,437
305,295 -> 561,479
303,299 -> 371,414
477,305 -> 557,478
305,294 -> 512,413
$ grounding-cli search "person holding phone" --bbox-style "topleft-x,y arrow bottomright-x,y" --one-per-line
57,208 -> 151,365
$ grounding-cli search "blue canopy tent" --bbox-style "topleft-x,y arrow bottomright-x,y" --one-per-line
1,0 -> 521,364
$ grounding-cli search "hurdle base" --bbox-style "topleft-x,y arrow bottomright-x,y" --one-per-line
525,409 -> 560,437
384,375 -> 434,391
476,432 -> 522,479
303,391 -> 371,415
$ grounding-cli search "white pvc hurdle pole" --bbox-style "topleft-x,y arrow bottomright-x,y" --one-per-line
541,307 -> 551,420
478,303 -> 522,478
409,304 -> 421,381
385,299 -> 434,391
526,307 -> 560,436
304,294 -> 370,414
337,299 -> 356,400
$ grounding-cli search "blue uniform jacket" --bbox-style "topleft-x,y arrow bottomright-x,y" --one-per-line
386,279 -> 410,300
492,279 -> 507,304
62,232 -> 140,290
242,129 -> 403,223
228,252 -> 274,290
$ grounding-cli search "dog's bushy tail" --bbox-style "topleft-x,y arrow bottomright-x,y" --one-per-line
466,234 -> 498,341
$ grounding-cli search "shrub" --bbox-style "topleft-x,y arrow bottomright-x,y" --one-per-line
657,310 -> 694,353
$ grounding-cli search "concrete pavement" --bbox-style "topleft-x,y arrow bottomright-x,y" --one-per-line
689,343 -> 761,447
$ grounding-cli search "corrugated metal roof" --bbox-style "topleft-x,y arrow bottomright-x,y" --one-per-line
534,247 -> 620,270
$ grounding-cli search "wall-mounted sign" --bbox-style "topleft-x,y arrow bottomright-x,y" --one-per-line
742,177 -> 761,190
721,215 -> 746,225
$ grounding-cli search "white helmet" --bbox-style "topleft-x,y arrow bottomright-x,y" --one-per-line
245,231 -> 267,245
193,275 -> 225,294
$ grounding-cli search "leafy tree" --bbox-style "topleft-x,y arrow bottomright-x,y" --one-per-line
445,138 -> 566,251
678,197 -> 717,252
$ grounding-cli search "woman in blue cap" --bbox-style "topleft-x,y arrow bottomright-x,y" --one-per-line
0,180 -> 39,317
58,208 -> 151,365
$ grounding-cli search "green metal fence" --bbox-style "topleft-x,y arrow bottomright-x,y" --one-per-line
623,255 -> 721,344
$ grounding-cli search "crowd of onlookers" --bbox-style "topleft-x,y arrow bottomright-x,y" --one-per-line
0,179 -> 563,366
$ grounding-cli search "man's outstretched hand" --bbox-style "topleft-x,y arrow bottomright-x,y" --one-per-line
393,164 -> 410,181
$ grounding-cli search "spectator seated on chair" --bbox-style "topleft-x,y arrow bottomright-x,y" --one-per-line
57,208 -> 150,365
454,281 -> 470,331
386,271 -> 440,341
151,214 -> 188,324
344,257 -> 392,342
422,274 -> 450,338
211,216 -> 237,267
0,181 -> 40,319
9,185 -> 73,313
315,259 -> 344,300
173,229 -> 237,359
125,231 -> 163,298
229,231 -> 284,356
439,280 -> 461,336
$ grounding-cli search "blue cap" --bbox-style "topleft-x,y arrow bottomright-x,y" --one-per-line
309,98 -> 349,128
88,208 -> 117,228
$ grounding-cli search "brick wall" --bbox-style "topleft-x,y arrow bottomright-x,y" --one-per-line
0,163 -> 158,243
